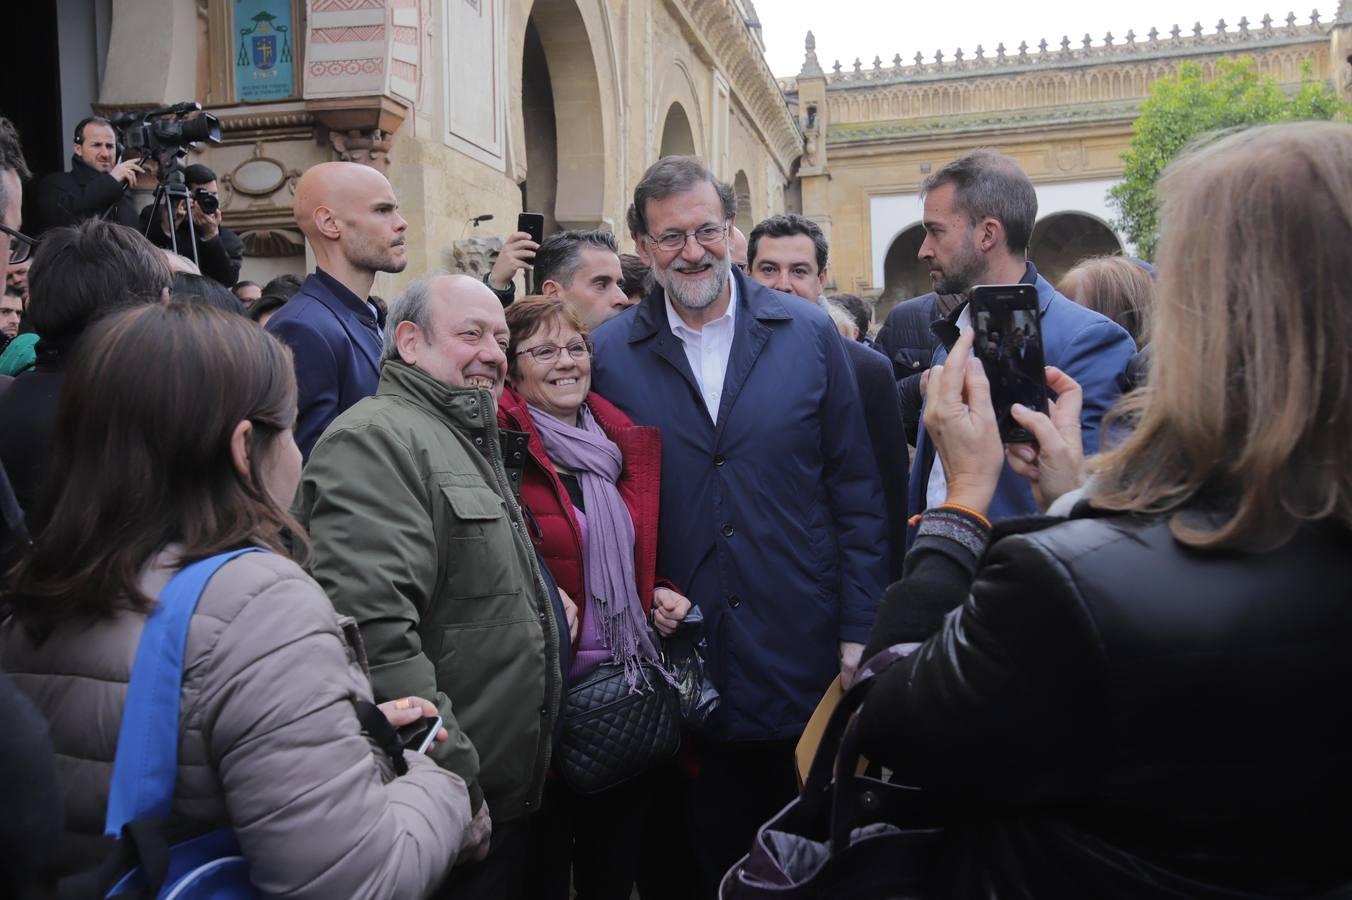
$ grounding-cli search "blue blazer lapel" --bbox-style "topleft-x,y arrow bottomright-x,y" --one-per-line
314,287 -> 381,378
715,272 -> 790,436
630,288 -> 706,413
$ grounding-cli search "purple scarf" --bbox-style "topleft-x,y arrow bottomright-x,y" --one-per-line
529,402 -> 663,690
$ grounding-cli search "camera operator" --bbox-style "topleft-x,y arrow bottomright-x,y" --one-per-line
35,117 -> 142,233
138,163 -> 242,288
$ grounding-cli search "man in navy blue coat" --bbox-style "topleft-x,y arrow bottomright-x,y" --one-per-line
589,157 -> 887,895
907,150 -> 1134,530
266,162 -> 408,459
745,213 -> 908,582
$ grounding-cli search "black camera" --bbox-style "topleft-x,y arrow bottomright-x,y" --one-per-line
110,102 -> 222,171
192,187 -> 220,216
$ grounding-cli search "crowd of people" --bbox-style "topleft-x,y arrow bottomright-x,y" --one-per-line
0,100 -> 1349,900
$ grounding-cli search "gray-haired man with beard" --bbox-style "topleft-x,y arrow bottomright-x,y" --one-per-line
266,162 -> 409,459
589,156 -> 886,896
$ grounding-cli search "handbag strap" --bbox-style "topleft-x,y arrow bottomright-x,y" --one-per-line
799,643 -> 920,820
104,548 -> 263,837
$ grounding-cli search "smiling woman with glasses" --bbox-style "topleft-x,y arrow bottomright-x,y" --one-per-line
496,296 -> 692,900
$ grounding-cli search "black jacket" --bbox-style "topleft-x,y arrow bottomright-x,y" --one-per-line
35,157 -> 139,233
0,359 -> 63,518
860,507 -> 1352,898
842,337 -> 908,581
874,292 -> 944,444
139,205 -> 244,287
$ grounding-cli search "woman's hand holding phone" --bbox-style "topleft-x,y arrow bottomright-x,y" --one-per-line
1005,367 -> 1089,512
378,696 -> 450,746
923,330 -> 1005,517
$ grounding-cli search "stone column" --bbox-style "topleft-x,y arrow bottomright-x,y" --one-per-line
796,32 -> 834,283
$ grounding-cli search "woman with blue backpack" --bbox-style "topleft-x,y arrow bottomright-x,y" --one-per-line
1,301 -> 473,897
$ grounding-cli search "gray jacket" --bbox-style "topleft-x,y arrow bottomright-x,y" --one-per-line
0,548 -> 470,897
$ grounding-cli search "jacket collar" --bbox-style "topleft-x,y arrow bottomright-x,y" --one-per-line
625,265 -> 791,344
379,360 -> 498,433
68,155 -> 105,183
313,267 -> 379,329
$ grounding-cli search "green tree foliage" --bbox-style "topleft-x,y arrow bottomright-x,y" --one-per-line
1108,57 -> 1348,260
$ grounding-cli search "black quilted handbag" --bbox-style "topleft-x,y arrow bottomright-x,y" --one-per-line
555,659 -> 681,794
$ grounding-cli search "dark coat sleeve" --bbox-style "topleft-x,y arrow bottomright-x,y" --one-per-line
195,226 -> 244,287
818,329 -> 889,643
266,316 -> 340,460
0,672 -> 61,896
858,532 -> 1108,805
862,527 -> 984,660
36,170 -> 126,231
898,370 -> 923,446
848,341 -> 909,582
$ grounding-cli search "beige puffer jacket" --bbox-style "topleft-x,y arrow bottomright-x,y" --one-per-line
0,548 -> 470,898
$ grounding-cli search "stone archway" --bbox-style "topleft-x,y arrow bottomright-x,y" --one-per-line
733,170 -> 753,227
659,102 -> 697,158
521,0 -> 610,232
1028,212 -> 1123,286
879,223 -> 930,317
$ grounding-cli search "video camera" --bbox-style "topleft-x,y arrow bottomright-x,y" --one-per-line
110,101 -> 222,174
112,102 -> 224,268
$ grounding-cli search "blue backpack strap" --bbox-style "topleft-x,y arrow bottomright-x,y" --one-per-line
105,548 -> 263,837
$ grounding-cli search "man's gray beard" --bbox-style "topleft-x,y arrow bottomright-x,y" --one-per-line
656,254 -> 730,311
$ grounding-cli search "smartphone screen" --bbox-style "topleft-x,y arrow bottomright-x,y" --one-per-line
396,715 -> 442,755
969,284 -> 1048,443
517,212 -> 544,245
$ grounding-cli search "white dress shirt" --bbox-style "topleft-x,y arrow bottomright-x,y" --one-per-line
925,304 -> 971,509
665,276 -> 739,423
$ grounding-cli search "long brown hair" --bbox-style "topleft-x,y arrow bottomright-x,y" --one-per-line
1058,255 -> 1154,349
1090,122 -> 1352,551
7,302 -> 308,631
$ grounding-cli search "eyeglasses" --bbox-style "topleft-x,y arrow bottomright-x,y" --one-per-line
0,224 -> 37,266
645,222 -> 729,253
514,340 -> 593,364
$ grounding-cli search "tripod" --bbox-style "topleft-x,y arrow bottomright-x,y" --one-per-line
142,157 -> 202,270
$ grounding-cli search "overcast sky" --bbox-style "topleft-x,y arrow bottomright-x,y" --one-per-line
758,2 -> 1337,78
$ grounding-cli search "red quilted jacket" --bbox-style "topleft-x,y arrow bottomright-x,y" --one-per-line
497,387 -> 664,639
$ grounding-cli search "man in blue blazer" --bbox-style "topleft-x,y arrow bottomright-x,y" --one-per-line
267,162 -> 408,459
907,150 -> 1134,531
590,157 -> 886,896
745,213 -> 909,582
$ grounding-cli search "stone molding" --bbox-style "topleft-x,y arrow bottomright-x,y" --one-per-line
781,9 -> 1336,93
818,43 -> 1326,140
663,0 -> 801,173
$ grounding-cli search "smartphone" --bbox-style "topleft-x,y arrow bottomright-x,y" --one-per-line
396,715 -> 442,755
517,212 -> 544,245
968,284 -> 1048,443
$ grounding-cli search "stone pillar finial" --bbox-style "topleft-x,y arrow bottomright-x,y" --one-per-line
800,31 -> 824,76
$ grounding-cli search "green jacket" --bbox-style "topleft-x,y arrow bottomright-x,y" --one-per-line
296,360 -> 563,822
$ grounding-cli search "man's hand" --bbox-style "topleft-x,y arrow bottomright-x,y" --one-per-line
459,800 -> 492,863
651,587 -> 692,636
923,330 -> 1004,517
559,586 -> 579,643
376,695 -> 450,744
839,641 -> 865,689
161,199 -> 188,236
191,202 -> 222,241
487,231 -> 539,291
1005,367 -> 1088,512
110,159 -> 145,187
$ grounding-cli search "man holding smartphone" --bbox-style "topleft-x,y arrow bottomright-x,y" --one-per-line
906,149 -> 1134,530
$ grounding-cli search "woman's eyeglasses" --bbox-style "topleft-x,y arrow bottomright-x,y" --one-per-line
514,340 -> 594,364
